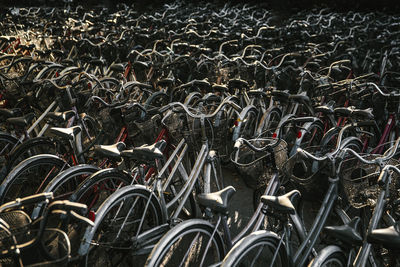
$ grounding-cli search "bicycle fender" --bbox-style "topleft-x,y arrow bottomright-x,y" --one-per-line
232,105 -> 259,141
222,230 -> 286,267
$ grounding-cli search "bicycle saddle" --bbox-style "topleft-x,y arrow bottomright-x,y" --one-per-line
352,108 -> 374,119
289,94 -> 311,105
334,107 -> 374,120
314,101 -> 335,114
367,221 -> 400,249
197,186 -> 236,214
228,78 -> 249,90
89,58 -> 106,66
324,216 -> 363,246
121,139 -> 166,162
247,90 -> 269,98
50,126 -> 82,140
132,61 -> 150,70
0,108 -> 22,119
6,113 -> 35,128
271,90 -> 290,103
212,84 -> 228,92
109,63 -> 125,73
46,110 -> 75,123
51,49 -> 65,58
157,77 -> 175,87
94,142 -> 126,161
260,190 -> 300,215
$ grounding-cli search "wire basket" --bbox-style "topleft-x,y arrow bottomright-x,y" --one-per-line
282,145 -> 330,199
164,112 -> 229,152
127,114 -> 162,146
339,155 -> 400,209
0,210 -> 32,246
233,138 -> 288,189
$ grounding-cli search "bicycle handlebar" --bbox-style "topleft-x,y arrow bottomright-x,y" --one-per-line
378,164 -> 400,186
0,192 -> 53,212
297,123 -> 355,161
159,96 -> 242,119
234,116 -> 318,153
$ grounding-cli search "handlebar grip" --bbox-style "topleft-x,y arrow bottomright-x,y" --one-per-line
233,139 -> 242,151
296,148 -> 309,159
377,169 -> 388,187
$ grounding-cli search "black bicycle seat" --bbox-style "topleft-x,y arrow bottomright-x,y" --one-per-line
352,108 -> 374,120
271,90 -> 290,103
228,78 -> 249,90
261,190 -> 300,215
109,63 -> 125,73
367,221 -> 400,249
121,140 -> 166,162
46,110 -> 75,123
132,61 -> 150,70
324,216 -> 363,246
212,84 -> 228,92
50,126 -> 82,140
247,90 -> 269,98
6,113 -> 35,128
157,77 -> 175,87
289,94 -> 311,105
315,105 -> 334,114
94,142 -> 126,161
197,186 -> 236,214
89,58 -> 106,66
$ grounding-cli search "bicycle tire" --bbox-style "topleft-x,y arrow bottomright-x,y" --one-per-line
69,168 -> 134,212
0,154 -> 69,204
7,137 -> 62,173
0,132 -> 19,179
31,164 -> 100,220
308,245 -> 346,267
78,185 -> 164,266
145,218 -> 225,267
221,230 -> 288,267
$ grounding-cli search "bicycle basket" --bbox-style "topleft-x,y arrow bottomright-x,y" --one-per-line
339,155 -> 400,209
282,145 -> 330,199
0,210 -> 32,246
127,114 -> 162,146
233,138 -> 288,189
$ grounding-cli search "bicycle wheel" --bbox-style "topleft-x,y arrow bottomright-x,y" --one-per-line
309,245 -> 346,267
0,154 -> 69,204
0,132 -> 19,179
70,168 -> 134,212
31,164 -> 100,220
222,230 -> 288,267
6,137 -> 62,173
146,219 -> 225,267
79,185 -> 164,267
